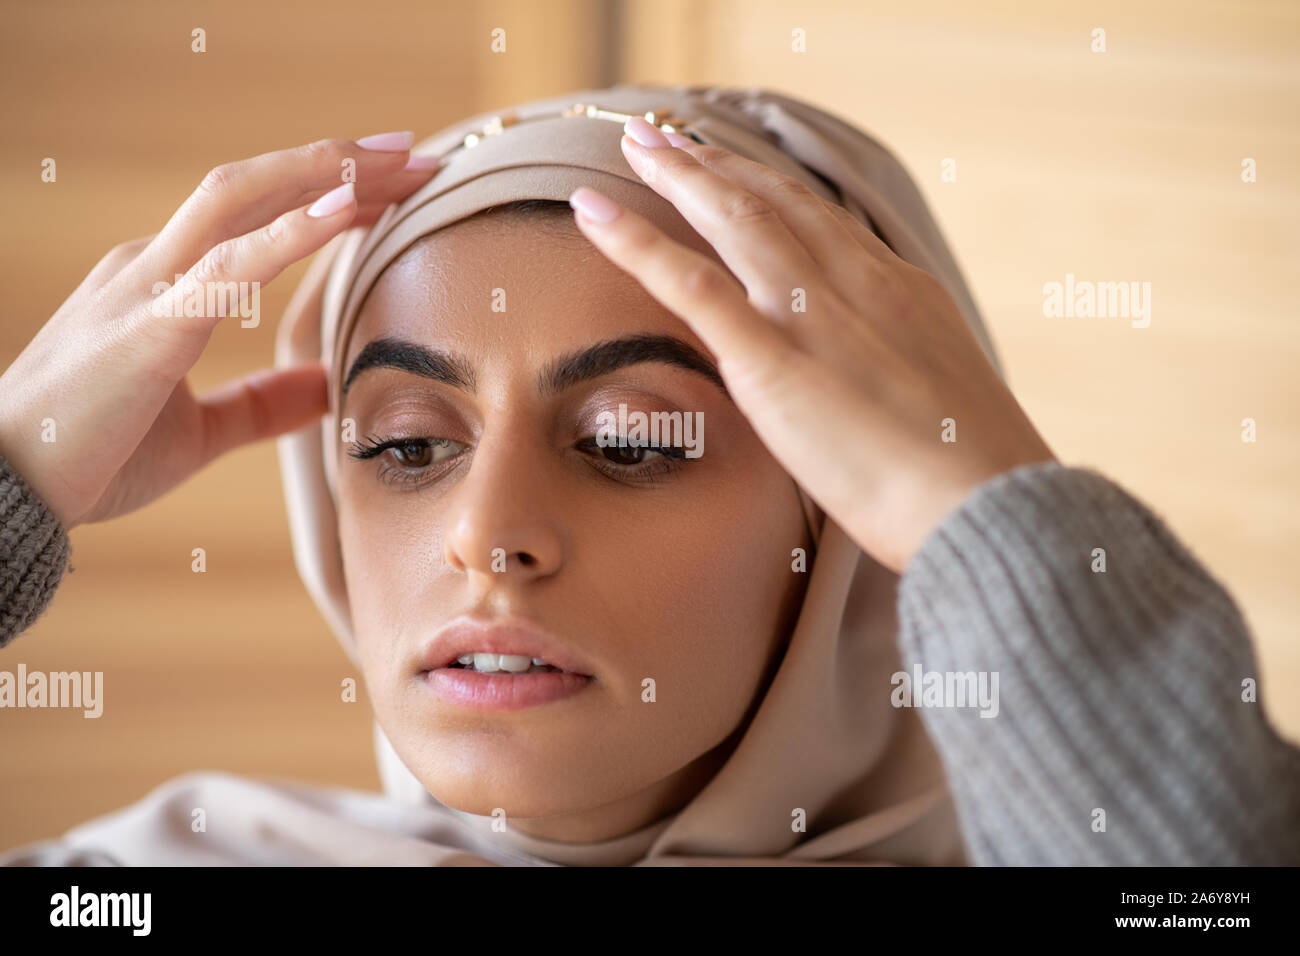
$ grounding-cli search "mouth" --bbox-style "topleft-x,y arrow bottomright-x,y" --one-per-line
418,619 -> 597,710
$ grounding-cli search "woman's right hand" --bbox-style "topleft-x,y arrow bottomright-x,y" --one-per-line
0,133 -> 437,530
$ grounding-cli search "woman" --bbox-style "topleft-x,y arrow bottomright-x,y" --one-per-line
1,84 -> 1296,865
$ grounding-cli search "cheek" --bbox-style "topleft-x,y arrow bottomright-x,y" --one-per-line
588,465 -> 808,726
335,483 -> 444,701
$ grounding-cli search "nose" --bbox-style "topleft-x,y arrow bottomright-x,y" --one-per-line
441,429 -> 565,583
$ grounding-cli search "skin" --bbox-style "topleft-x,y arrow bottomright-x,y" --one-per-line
573,118 -> 1057,573
335,214 -> 811,840
0,135 -> 434,528
0,120 -> 1056,844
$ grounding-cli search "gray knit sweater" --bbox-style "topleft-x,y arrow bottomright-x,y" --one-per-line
2,451 -> 1297,864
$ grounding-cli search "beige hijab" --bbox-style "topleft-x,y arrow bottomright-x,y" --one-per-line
3,84 -> 1004,867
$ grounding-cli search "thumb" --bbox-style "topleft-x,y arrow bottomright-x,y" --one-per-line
196,361 -> 328,463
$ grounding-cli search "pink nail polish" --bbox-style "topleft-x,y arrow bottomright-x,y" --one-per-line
402,153 -> 441,171
307,182 -> 356,218
664,131 -> 694,148
624,116 -> 670,149
356,131 -> 414,152
569,187 -> 622,224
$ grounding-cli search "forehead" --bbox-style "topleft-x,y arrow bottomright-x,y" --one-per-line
345,213 -> 727,369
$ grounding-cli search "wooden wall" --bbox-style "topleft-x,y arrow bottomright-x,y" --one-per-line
2,0 -> 1296,852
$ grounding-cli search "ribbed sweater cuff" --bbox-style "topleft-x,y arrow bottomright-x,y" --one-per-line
0,451 -> 70,648
897,461 -> 1300,865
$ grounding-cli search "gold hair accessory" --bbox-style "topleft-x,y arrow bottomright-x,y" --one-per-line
445,104 -> 697,158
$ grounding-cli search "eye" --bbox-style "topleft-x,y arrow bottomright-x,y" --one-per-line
347,435 -> 465,490
596,443 -> 669,466
575,435 -> 690,485
389,439 -> 435,468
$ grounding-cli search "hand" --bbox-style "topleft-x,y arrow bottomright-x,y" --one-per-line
0,133 -> 439,529
567,117 -> 1056,574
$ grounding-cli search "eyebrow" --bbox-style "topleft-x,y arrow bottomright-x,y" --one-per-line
341,333 -> 729,401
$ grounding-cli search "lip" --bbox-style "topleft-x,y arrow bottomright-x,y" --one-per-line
422,668 -> 593,711
417,616 -> 597,711
419,616 -> 597,675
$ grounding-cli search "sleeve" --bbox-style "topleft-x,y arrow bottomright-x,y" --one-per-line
0,451 -> 71,648
895,461 -> 1300,865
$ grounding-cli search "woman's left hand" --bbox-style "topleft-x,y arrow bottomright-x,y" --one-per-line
568,116 -> 1056,574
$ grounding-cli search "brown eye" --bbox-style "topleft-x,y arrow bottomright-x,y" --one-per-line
601,444 -> 659,466
390,441 -> 433,468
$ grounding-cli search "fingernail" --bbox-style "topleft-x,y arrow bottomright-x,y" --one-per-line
307,182 -> 356,218
356,130 -> 414,152
624,116 -> 670,149
569,187 -> 622,224
663,131 -> 694,148
402,153 -> 441,171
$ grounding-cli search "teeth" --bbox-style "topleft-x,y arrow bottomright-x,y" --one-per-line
454,652 -> 562,674
497,654 -> 533,674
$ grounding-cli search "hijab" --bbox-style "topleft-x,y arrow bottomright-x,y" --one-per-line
4,84 -> 1000,866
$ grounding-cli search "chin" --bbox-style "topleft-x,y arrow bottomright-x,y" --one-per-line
389,720 -> 612,819
414,756 -> 602,820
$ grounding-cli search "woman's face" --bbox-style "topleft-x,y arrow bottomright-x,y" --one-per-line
335,207 -> 811,842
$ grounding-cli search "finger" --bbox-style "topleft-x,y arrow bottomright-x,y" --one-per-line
276,232 -> 341,365
568,186 -> 796,389
196,361 -> 328,464
135,133 -> 424,282
659,135 -> 892,304
619,120 -> 834,319
345,161 -> 444,212
354,199 -> 408,226
146,183 -> 359,352
812,193 -> 903,265
658,129 -> 904,270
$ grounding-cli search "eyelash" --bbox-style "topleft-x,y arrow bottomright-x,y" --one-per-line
347,435 -> 463,491
575,436 -> 689,485
346,433 -> 692,491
